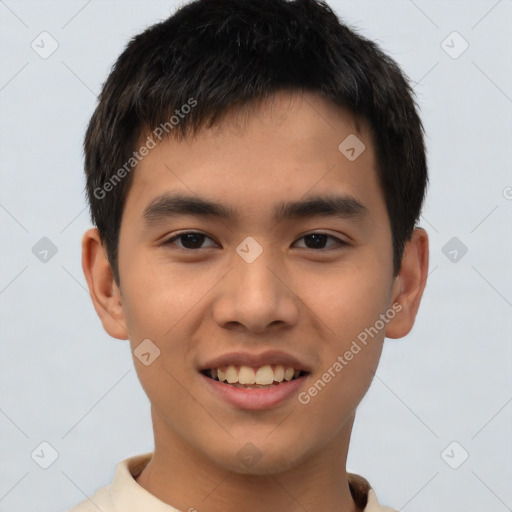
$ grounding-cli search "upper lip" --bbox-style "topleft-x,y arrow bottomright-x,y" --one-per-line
200,350 -> 311,373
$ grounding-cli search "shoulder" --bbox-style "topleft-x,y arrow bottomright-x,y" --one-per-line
348,472 -> 398,512
67,483 -> 113,511
365,488 -> 397,511
66,452 -> 153,512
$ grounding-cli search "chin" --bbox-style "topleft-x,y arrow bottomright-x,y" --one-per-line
205,435 -> 312,476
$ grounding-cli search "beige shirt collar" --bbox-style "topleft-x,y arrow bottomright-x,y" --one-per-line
72,452 -> 396,512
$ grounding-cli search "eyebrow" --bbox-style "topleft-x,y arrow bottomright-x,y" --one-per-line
142,192 -> 369,225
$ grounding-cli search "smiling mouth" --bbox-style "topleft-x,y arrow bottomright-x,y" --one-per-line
201,364 -> 309,389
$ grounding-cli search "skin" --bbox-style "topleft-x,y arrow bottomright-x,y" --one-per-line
82,90 -> 429,512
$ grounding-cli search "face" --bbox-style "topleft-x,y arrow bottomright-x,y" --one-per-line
88,91 -> 420,475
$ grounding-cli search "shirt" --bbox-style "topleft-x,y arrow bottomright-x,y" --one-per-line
69,452 -> 396,511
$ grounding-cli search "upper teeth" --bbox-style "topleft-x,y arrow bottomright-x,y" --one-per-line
211,365 -> 301,385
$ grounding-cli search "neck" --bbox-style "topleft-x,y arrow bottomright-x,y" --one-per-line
135,407 -> 362,512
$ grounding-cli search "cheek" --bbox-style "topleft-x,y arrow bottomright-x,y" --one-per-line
119,256 -> 212,386
120,251 -> 208,338
120,282 -> 195,421
297,260 -> 391,408
298,273 -> 390,420
297,345 -> 383,445
304,259 -> 393,339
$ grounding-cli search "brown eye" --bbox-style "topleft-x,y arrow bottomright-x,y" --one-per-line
163,232 -> 217,250
294,233 -> 347,250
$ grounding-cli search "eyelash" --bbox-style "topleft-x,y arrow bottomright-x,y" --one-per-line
162,231 -> 348,252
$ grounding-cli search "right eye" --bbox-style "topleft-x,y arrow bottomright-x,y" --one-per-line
161,231 -> 219,250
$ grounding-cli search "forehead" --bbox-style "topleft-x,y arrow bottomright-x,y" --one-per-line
123,90 -> 385,226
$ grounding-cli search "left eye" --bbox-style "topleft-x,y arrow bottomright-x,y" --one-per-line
294,233 -> 345,250
163,232 -> 346,250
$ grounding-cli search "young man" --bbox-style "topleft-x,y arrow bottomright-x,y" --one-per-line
72,0 -> 429,510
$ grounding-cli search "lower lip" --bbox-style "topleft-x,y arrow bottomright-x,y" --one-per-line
200,373 -> 308,410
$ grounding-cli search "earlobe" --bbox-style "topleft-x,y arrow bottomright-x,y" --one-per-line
81,228 -> 128,340
385,228 -> 429,339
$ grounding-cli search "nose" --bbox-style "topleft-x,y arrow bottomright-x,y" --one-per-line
212,247 -> 299,334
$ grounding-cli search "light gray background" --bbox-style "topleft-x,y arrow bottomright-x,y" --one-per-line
1,1 -> 511,511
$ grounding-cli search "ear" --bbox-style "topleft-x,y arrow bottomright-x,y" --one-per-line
385,227 -> 429,339
81,228 -> 128,340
